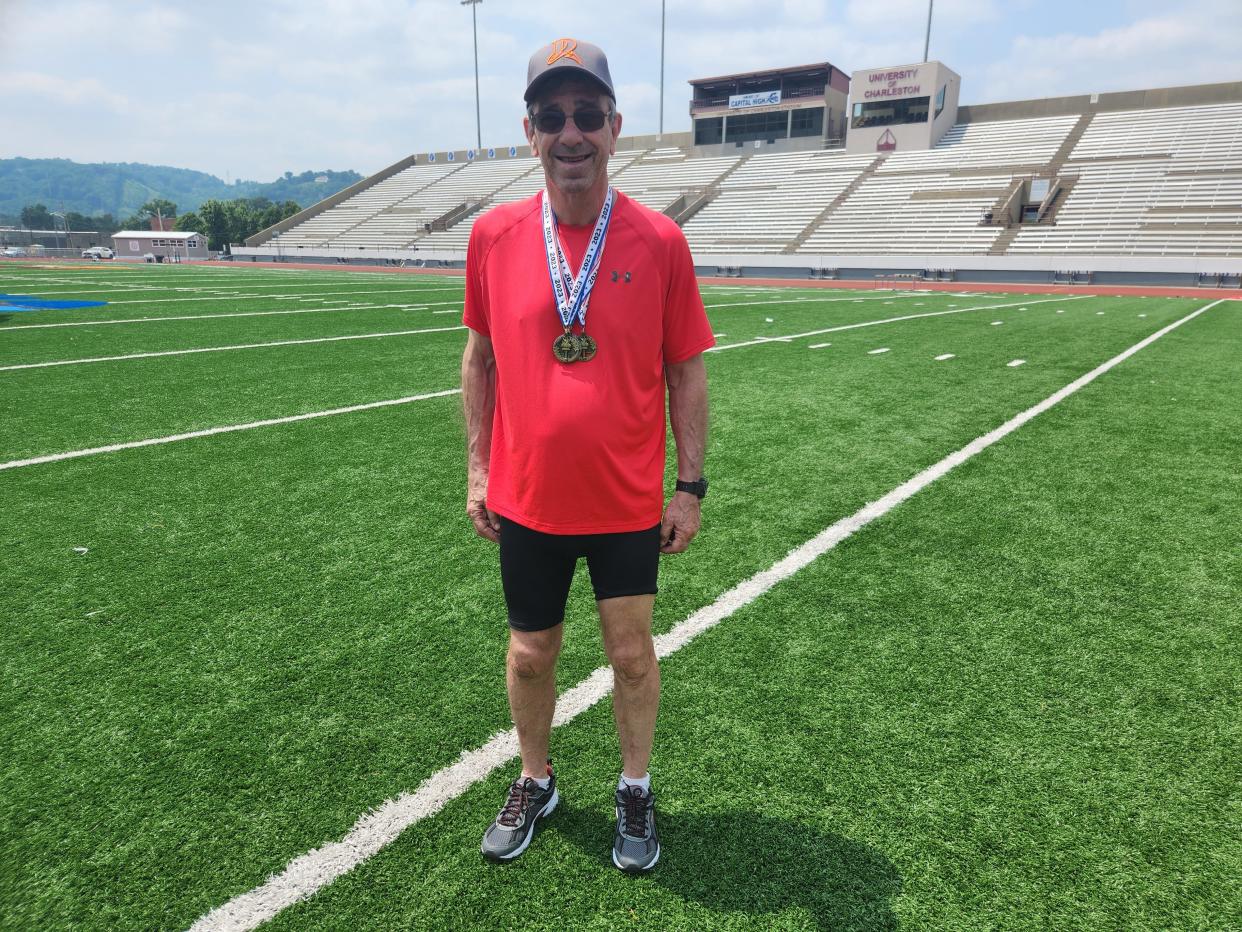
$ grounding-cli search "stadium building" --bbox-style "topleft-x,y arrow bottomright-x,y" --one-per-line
112,230 -> 210,261
688,62 -> 850,150
237,63 -> 1242,288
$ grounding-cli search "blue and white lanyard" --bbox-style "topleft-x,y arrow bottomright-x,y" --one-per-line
541,186 -> 614,330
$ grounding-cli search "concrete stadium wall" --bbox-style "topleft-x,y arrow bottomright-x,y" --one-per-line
959,79 -> 1242,124
232,244 -> 1242,285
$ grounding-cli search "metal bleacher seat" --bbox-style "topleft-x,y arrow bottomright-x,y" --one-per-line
799,115 -> 1080,255
1008,103 -> 1242,257
608,150 -> 743,214
271,163 -> 462,248
681,150 -> 877,254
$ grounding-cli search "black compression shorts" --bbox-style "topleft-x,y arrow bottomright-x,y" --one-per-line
498,516 -> 661,632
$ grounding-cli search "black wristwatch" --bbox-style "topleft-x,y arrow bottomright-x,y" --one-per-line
675,477 -> 709,499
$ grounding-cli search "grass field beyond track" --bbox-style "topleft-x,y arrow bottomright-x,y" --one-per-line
1,263 -> 1238,930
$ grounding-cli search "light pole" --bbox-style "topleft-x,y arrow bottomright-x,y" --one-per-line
462,0 -> 483,151
51,211 -> 65,253
923,0 -> 934,62
659,0 -> 666,138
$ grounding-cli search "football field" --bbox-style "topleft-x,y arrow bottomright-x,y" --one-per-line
1,263 -> 1238,930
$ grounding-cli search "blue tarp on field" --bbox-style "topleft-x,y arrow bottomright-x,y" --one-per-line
0,294 -> 109,312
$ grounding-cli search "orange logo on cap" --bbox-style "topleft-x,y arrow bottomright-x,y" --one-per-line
546,38 -> 584,66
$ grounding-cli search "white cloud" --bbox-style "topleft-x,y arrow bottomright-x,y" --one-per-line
980,9 -> 1242,102
0,71 -> 133,115
845,0 -> 999,28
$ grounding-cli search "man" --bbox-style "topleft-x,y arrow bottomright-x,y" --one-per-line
461,37 -> 713,873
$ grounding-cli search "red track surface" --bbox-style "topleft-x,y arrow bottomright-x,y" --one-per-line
7,257 -> 1240,299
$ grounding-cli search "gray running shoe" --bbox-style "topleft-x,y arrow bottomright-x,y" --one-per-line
480,765 -> 558,862
612,784 -> 660,873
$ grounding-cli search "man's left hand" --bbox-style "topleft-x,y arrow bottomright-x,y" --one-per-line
660,492 -> 701,554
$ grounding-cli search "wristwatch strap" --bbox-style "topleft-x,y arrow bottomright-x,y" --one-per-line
675,478 -> 708,499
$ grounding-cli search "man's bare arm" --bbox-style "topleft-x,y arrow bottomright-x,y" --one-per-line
462,329 -> 501,542
661,353 -> 708,554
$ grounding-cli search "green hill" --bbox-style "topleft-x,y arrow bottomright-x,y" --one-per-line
0,158 -> 363,221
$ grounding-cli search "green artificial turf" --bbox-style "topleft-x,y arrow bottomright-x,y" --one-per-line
0,265 -> 1236,929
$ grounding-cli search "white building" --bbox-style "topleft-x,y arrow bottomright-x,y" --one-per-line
112,230 -> 210,261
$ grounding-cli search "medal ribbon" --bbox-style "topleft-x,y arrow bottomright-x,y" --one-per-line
541,186 -> 614,331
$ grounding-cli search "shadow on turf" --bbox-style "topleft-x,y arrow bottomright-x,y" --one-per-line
554,803 -> 900,929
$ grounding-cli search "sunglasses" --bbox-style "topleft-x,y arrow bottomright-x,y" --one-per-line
532,108 -> 611,134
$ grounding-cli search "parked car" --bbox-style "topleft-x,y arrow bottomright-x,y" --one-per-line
2,247 -> 27,258
81,246 -> 114,259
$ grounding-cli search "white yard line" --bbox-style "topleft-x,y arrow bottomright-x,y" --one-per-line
708,296 -> 1085,352
0,301 -> 462,331
0,389 -> 462,472
705,293 -> 922,310
867,347 -> 890,355
935,354 -> 956,361
809,342 -> 831,349
0,326 -> 465,372
1007,359 -> 1026,367
187,298 -> 1225,932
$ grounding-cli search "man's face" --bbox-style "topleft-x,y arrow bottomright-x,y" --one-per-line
524,78 -> 622,200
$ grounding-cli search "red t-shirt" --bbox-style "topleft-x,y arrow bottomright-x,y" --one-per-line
463,191 -> 714,534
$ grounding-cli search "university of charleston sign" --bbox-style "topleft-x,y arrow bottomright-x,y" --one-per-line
863,67 -> 922,100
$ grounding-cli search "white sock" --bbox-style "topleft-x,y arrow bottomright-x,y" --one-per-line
525,774 -> 551,790
619,772 -> 651,793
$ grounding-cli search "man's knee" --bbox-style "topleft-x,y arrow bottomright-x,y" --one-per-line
607,640 -> 657,685
508,634 -> 560,680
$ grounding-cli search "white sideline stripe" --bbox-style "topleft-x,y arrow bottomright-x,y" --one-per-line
0,389 -> 462,472
23,282 -> 464,297
868,347 -> 890,355
935,353 -> 956,361
707,296 -> 1084,352
1008,359 -> 1026,367
186,298 -> 1225,932
0,326 -> 466,372
0,301 -> 463,330
107,287 -> 462,305
809,342 -> 831,349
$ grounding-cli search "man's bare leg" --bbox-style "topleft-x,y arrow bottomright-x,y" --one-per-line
506,624 -> 563,779
598,595 -> 660,777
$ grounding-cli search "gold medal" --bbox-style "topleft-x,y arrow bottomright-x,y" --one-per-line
576,333 -> 597,362
552,330 -> 580,363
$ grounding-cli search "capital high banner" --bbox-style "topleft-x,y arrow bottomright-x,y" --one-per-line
728,90 -> 782,110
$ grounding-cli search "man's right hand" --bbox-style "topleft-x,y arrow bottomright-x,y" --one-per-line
467,487 -> 501,543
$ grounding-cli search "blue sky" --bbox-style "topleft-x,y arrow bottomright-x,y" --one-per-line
1,0 -> 1238,181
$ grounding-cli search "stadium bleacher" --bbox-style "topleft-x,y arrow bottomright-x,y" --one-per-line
271,163 -> 463,248
254,90 -> 1242,262
681,150 -> 877,254
1008,103 -> 1242,257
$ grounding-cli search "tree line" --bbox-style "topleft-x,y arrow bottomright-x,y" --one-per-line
13,197 -> 303,251
0,158 -> 361,220
173,198 -> 303,251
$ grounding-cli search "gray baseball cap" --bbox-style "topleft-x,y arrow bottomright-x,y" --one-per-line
524,37 -> 615,103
